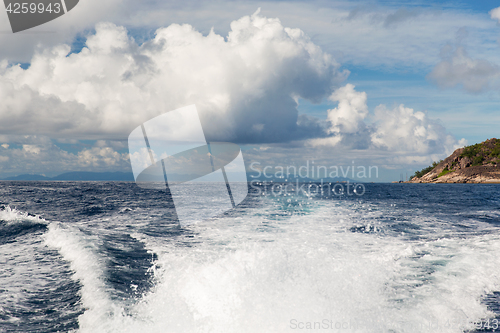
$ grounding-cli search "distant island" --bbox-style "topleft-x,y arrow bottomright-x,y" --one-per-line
1,171 -> 360,183
2,171 -> 135,181
409,138 -> 500,183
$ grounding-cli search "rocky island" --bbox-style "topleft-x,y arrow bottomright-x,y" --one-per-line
409,138 -> 500,183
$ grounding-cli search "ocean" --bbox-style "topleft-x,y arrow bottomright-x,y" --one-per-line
1,181 -> 500,333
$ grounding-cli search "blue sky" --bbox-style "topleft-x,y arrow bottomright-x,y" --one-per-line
0,0 -> 499,181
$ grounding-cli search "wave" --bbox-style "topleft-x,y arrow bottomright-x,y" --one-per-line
38,199 -> 500,333
43,222 -> 132,332
0,206 -> 47,244
0,206 -> 46,224
4,183 -> 500,332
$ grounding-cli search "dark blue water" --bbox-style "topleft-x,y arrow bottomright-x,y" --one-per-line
0,182 -> 499,332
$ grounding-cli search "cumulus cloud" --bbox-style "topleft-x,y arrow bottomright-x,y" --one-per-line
77,147 -> 127,169
0,11 -> 346,143
0,0 -> 125,62
325,83 -> 368,134
371,104 -> 465,156
427,9 -> 500,93
309,84 -> 371,149
490,7 -> 500,24
0,135 -> 130,176
428,44 -> 500,93
0,9 -> 470,174
308,84 -> 464,160
4,1 -> 497,72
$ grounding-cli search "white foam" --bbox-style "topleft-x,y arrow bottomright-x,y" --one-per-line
42,198 -> 500,332
43,222 -> 134,333
0,206 -> 45,224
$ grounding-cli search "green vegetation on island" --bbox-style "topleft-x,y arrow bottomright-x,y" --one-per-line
437,167 -> 452,178
409,138 -> 500,183
459,139 -> 500,166
411,160 -> 442,179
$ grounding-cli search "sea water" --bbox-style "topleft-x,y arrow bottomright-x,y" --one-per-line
1,182 -> 500,332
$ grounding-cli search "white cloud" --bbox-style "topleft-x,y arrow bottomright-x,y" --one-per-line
22,145 -> 41,155
326,83 -> 368,134
308,136 -> 342,148
77,147 -> 126,168
308,83 -> 369,148
307,84 -> 465,161
2,1 -> 499,72
95,140 -> 127,150
0,6 -> 477,174
0,0 -> 125,61
490,7 -> 500,23
112,1 -> 500,71
426,10 -> 500,94
0,135 -> 130,176
428,45 -> 500,93
370,104 -> 464,156
0,12 -> 346,143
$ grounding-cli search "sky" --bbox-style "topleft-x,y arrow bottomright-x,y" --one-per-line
0,0 -> 499,182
